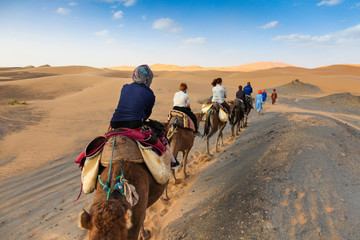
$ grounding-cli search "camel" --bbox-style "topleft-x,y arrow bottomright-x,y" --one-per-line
243,96 -> 252,127
203,103 -> 227,156
79,136 -> 167,240
165,112 -> 203,185
228,100 -> 245,136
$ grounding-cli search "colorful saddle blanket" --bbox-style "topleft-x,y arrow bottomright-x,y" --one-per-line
74,127 -> 166,169
166,110 -> 195,131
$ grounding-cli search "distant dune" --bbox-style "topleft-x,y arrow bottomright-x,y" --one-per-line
110,62 -> 295,72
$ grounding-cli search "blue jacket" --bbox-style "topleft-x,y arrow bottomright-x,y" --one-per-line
111,82 -> 155,122
262,92 -> 267,101
243,85 -> 253,96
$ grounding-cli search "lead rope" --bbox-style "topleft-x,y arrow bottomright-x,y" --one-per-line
98,136 -> 126,199
103,136 -> 116,199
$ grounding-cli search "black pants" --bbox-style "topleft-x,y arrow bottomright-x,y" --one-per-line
173,106 -> 198,132
110,120 -> 143,129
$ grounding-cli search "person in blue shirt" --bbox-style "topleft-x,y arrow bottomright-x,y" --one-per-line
243,82 -> 253,108
262,89 -> 267,102
110,65 -> 155,129
110,64 -> 180,169
255,90 -> 264,115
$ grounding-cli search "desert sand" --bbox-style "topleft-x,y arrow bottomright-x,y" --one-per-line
0,64 -> 359,239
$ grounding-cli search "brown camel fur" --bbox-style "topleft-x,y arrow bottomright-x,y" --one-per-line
79,139 -> 167,240
228,100 -> 245,136
165,113 -> 202,185
243,96 -> 252,127
203,103 -> 227,156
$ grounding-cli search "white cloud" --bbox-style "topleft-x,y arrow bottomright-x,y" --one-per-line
141,15 -> 147,20
182,37 -> 206,45
317,0 -> 342,6
95,29 -> 110,36
117,24 -> 124,28
122,0 -> 136,7
152,18 -> 182,33
113,10 -> 123,19
98,0 -> 137,7
350,2 -> 360,9
272,24 -> 360,46
68,2 -> 78,6
259,21 -> 279,30
56,7 -> 71,15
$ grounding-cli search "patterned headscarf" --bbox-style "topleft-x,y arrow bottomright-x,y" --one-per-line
132,64 -> 153,87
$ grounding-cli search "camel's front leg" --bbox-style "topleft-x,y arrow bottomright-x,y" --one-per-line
163,185 -> 170,200
231,124 -> 235,137
182,150 -> 190,178
172,169 -> 180,184
206,129 -> 216,156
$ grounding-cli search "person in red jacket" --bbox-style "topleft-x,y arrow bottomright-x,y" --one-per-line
271,89 -> 278,104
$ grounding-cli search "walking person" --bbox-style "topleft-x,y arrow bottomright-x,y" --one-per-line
271,89 -> 278,104
255,90 -> 264,115
262,89 -> 267,102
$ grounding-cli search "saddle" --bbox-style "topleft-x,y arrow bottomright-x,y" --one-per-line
201,102 -> 229,123
166,110 -> 195,131
74,127 -> 171,196
234,98 -> 245,109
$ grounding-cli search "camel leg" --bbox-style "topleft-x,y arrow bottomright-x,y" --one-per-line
162,185 -> 170,201
182,149 -> 190,178
231,124 -> 235,137
206,129 -> 217,156
127,195 -> 148,240
219,123 -> 226,147
215,134 -> 220,152
172,169 -> 180,185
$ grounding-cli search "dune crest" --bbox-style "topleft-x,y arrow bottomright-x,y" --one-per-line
110,61 -> 295,72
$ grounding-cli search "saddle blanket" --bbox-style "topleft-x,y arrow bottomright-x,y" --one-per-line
166,110 -> 195,131
201,103 -> 229,123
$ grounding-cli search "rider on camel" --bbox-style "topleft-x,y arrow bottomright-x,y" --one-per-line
172,83 -> 202,137
211,78 -> 231,115
243,81 -> 254,108
110,64 -> 180,169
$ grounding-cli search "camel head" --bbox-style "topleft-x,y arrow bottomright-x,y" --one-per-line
79,199 -> 132,240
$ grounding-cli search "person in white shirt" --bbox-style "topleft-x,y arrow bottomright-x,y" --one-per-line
173,83 -> 201,136
211,78 -> 231,114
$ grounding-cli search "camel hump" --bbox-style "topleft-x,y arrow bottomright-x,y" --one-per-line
101,135 -> 144,167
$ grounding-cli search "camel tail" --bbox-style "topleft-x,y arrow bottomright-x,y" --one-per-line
204,112 -> 211,136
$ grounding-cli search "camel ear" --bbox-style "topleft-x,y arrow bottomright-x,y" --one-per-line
79,210 -> 92,230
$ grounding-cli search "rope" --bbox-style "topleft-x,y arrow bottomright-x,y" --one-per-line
166,125 -> 178,140
98,138 -> 126,198
114,160 -> 125,196
103,136 -> 116,199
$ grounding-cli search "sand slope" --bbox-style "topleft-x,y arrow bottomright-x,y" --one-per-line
0,64 -> 359,240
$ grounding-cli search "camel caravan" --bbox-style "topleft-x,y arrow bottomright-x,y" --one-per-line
73,65 -> 253,239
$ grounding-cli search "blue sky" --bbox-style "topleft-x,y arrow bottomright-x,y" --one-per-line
0,0 -> 359,68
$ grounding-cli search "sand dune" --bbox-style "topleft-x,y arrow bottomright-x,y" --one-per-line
0,63 -> 359,239
274,79 -> 322,95
111,61 -> 294,72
